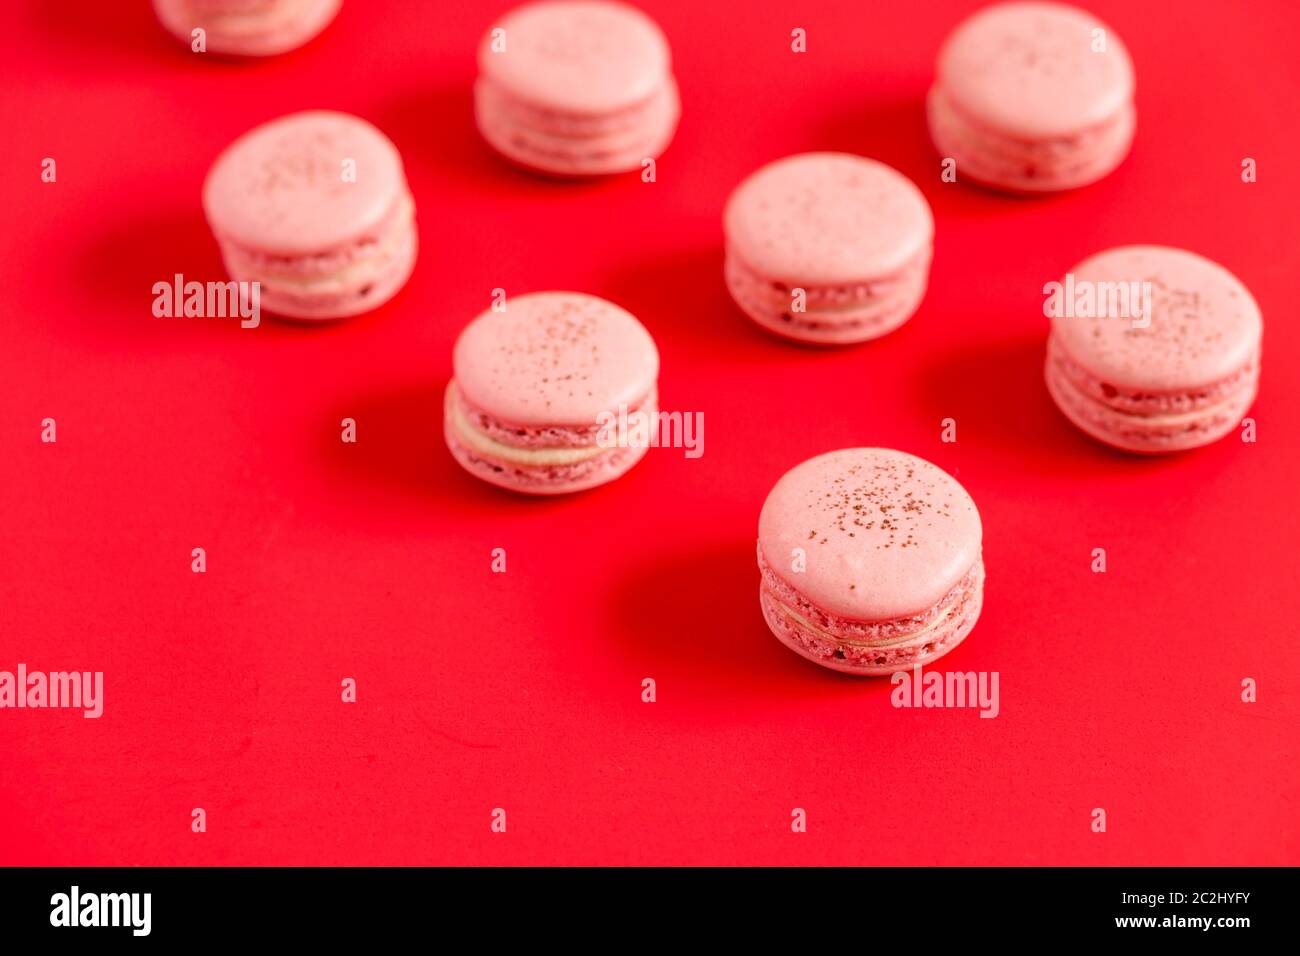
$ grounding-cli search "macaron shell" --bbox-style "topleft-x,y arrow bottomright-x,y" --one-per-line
760,560 -> 983,675
153,0 -> 342,56
936,1 -> 1135,140
477,1 -> 672,116
725,249 -> 930,345
452,292 -> 660,427
1045,350 -> 1258,453
1050,246 -> 1263,391
474,77 -> 679,177
203,110 -> 407,256
253,217 -> 418,320
927,88 -> 1135,193
446,439 -> 649,495
444,395 -> 651,496
724,152 -> 934,287
758,448 -> 982,621
474,75 -> 670,137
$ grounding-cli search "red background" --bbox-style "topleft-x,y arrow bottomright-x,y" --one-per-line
2,0 -> 1297,866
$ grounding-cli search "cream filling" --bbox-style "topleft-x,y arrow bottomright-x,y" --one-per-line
1055,360 -> 1254,427
449,390 -> 607,467
254,195 -> 415,289
200,0 -> 322,35
775,596 -> 955,649
731,258 -> 928,315
798,293 -> 917,316
1119,400 -> 1243,428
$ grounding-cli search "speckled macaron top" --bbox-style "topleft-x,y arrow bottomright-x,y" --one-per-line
453,292 -> 660,426
759,449 -> 982,621
203,110 -> 407,256
478,1 -> 671,116
723,152 -> 934,286
936,1 -> 1134,139
1051,246 -> 1262,390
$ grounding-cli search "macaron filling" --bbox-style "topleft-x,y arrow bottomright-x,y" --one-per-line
928,87 -> 1135,190
444,382 -> 657,486
758,545 -> 985,672
213,193 -> 417,318
1046,339 -> 1259,449
188,0 -> 325,34
475,76 -> 677,138
725,249 -> 931,338
475,78 -> 680,174
1048,336 -> 1259,417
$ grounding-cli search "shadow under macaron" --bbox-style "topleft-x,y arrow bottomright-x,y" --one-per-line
914,333 -> 1194,473
604,540 -> 916,710
818,95 -> 1056,218
74,205 -> 401,345
601,244 -> 760,353
374,82 -> 646,194
372,83 -> 506,190
29,0 -> 180,64
31,0 -> 342,66
320,376 -> 667,515
73,206 -> 235,345
319,378 -> 550,514
601,243 -> 896,361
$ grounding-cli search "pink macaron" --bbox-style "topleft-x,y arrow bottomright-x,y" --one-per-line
152,0 -> 342,56
202,110 -> 417,322
723,152 -> 934,345
1045,245 -> 1262,454
758,449 -> 984,675
474,1 -> 680,177
445,292 -> 660,494
928,1 -> 1136,193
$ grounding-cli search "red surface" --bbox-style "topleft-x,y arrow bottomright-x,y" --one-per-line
2,0 -> 1298,866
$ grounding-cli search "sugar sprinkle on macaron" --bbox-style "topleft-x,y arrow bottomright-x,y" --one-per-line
928,1 -> 1136,193
474,0 -> 681,177
724,152 -> 934,346
202,110 -> 417,322
758,448 -> 984,675
445,291 -> 660,495
1045,245 -> 1262,453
